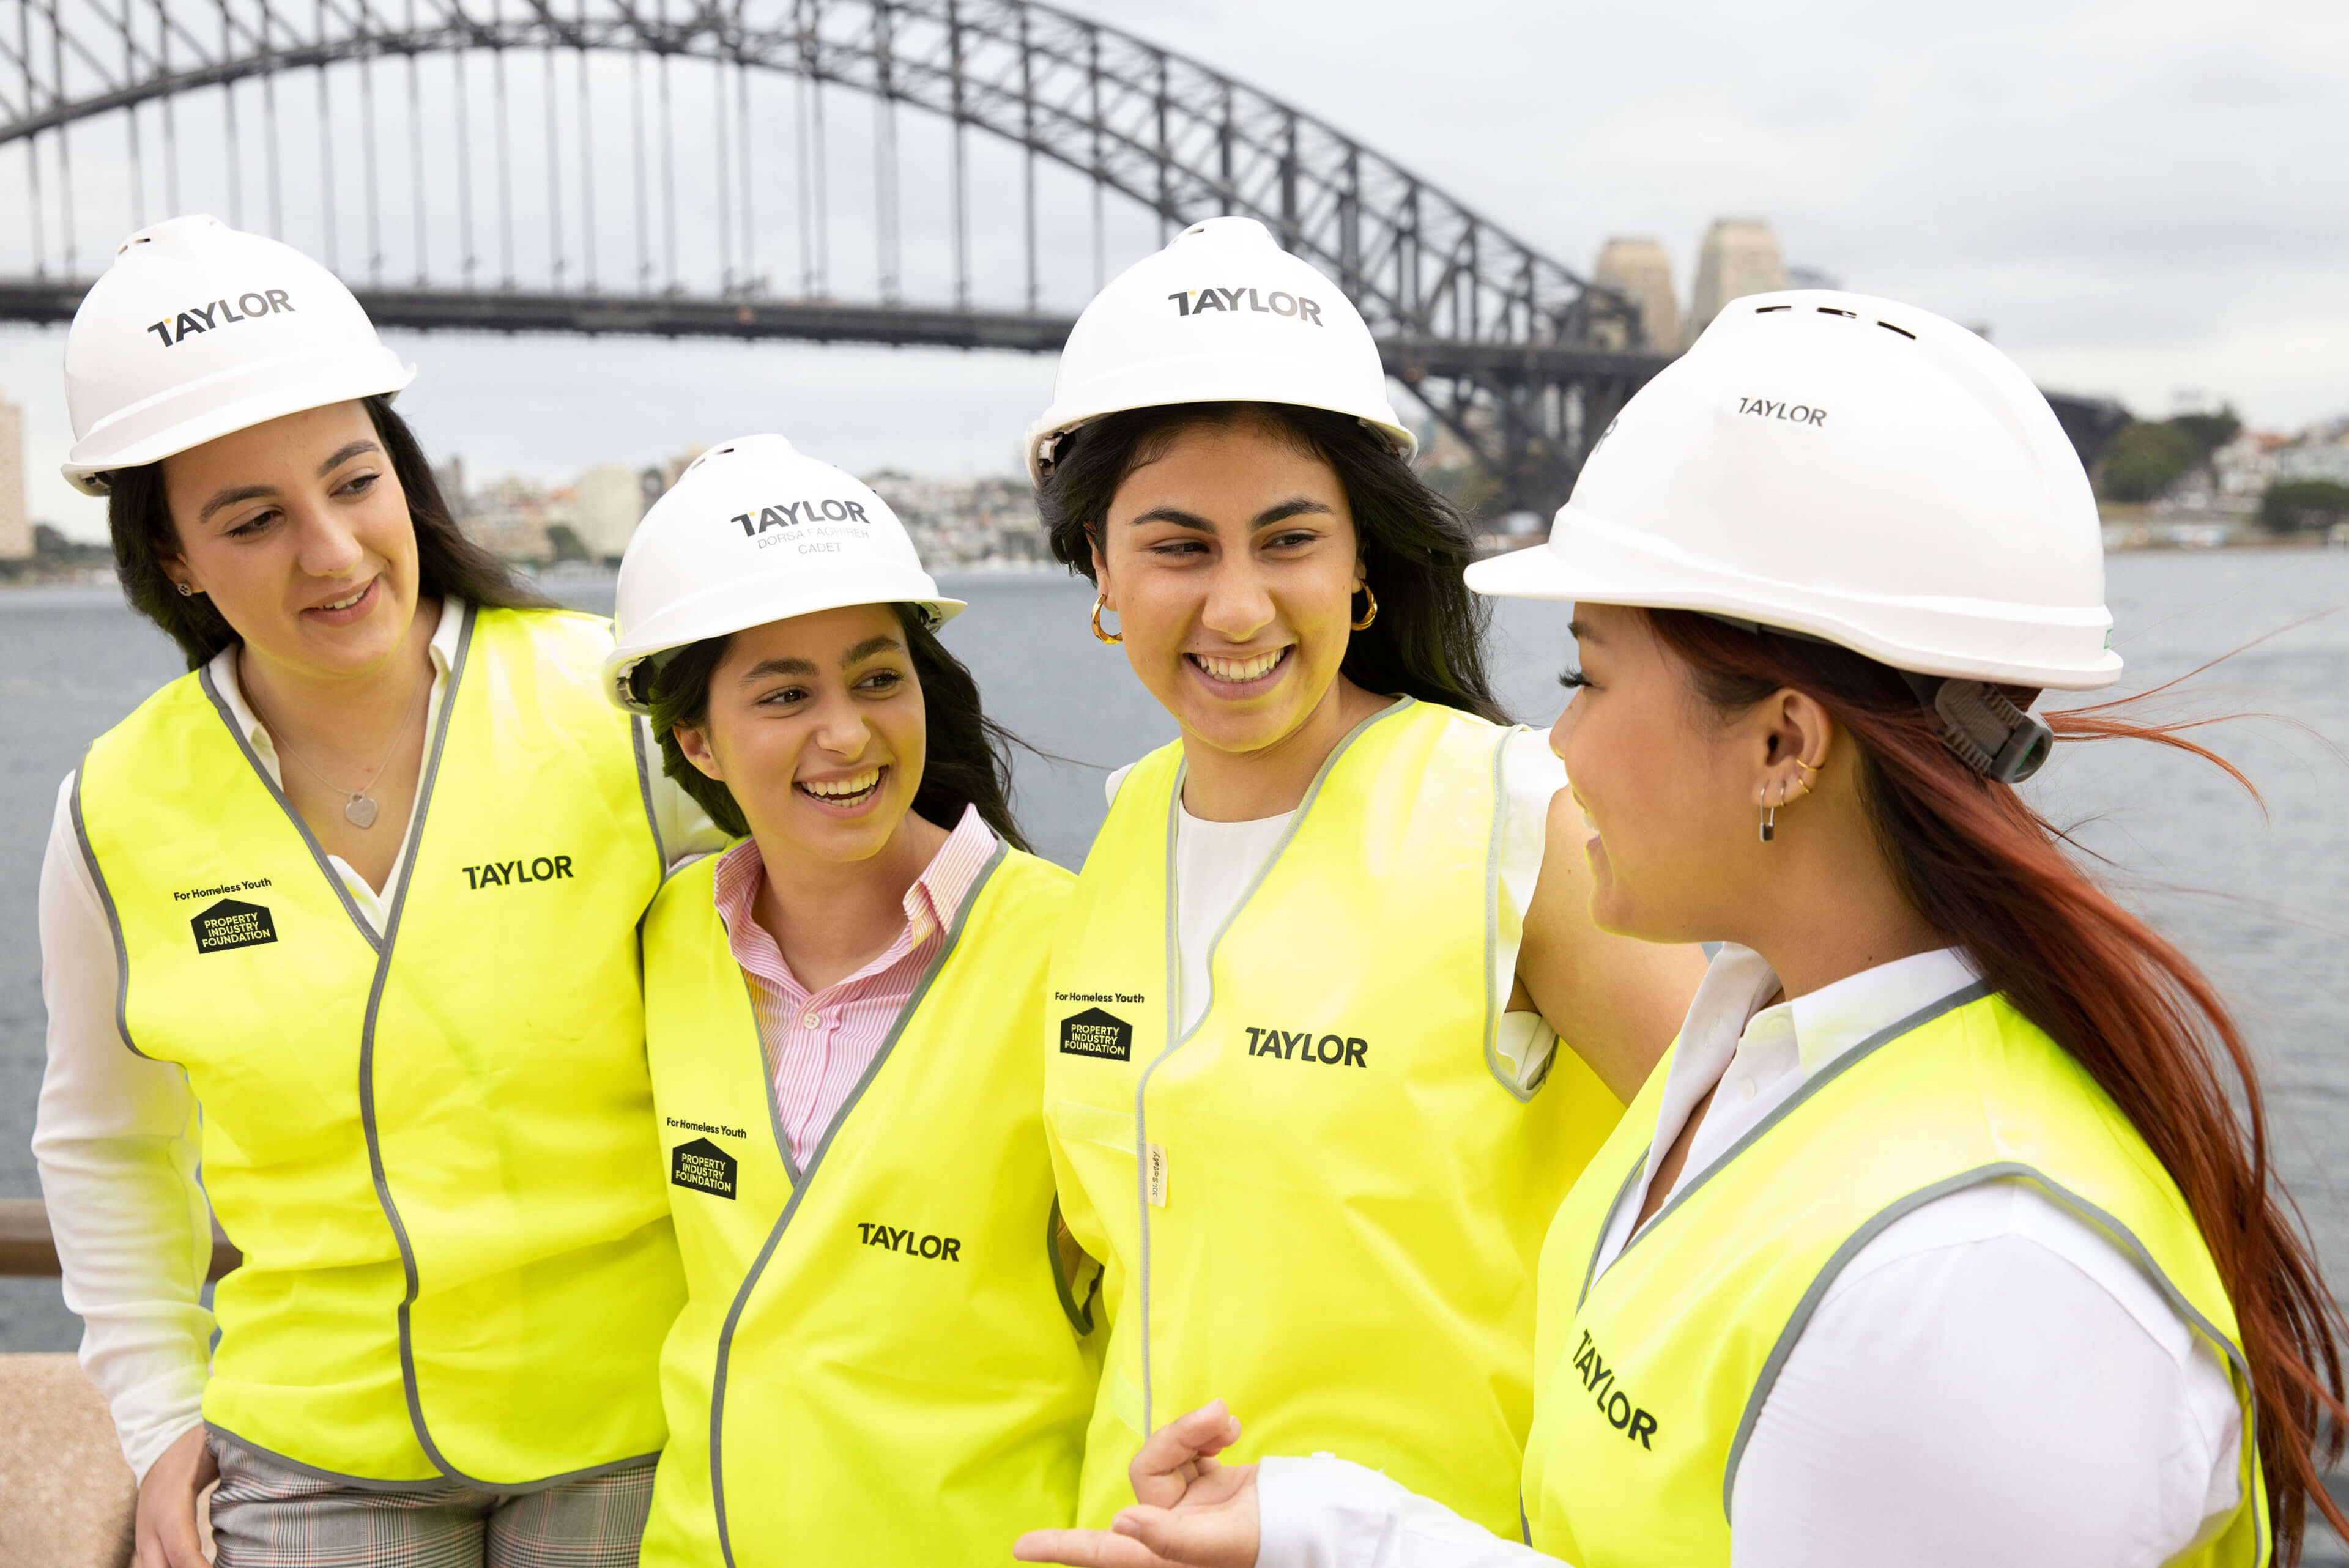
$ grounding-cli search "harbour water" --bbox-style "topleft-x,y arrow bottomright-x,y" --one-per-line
2,552 -> 2346,1490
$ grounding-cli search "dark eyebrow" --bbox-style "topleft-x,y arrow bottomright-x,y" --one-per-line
197,484 -> 277,525
1253,498 -> 1334,528
1567,618 -> 1600,643
1129,506 -> 1215,533
1127,497 -> 1335,532
317,439 -> 382,476
840,634 -> 903,667
739,656 -> 818,683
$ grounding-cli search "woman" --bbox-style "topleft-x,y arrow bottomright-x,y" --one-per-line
35,215 -> 719,1567
607,435 -> 1097,1566
1016,291 -> 2349,1568
1029,216 -> 1706,1534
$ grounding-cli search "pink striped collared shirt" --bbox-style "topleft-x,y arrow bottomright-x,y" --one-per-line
710,804 -> 998,1166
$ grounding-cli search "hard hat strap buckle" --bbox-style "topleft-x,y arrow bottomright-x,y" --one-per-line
1905,673 -> 2053,785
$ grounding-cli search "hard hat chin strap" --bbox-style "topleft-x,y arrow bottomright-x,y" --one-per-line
1899,671 -> 2053,785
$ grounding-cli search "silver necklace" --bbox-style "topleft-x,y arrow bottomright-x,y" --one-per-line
247,662 -> 429,830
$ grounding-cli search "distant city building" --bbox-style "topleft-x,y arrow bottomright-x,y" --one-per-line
0,391 -> 28,561
1685,219 -> 1788,347
461,473 -> 571,562
866,472 -> 1048,568
1590,239 -> 1679,353
573,464 -> 649,561
2211,431 -> 2287,509
2275,439 -> 2349,487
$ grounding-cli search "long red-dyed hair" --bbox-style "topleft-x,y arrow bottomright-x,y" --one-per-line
1645,608 -> 2347,1562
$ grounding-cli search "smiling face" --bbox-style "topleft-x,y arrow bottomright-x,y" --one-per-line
1548,603 -> 1769,942
158,400 -> 421,680
1089,415 -> 1365,760
674,603 -> 928,868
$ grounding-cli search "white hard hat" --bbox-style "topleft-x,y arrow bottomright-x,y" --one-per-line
61,215 -> 416,495
1025,216 -> 1414,483
604,434 -> 965,713
1467,289 -> 2119,693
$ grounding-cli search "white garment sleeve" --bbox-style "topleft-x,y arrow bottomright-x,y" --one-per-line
1729,1183 -> 2243,1568
1493,729 -> 1567,1090
1256,1455 -> 1562,1568
30,773 -> 217,1483
638,716 -> 730,863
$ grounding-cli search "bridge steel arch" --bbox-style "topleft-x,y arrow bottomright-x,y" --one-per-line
1,0 -> 1665,512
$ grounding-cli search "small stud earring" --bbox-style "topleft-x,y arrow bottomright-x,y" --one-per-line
174,581 -> 195,597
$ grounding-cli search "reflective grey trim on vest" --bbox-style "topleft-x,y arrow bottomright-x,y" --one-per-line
1718,1159 -> 2262,1531
631,717 -> 666,877
1578,1155 -> 1651,1312
1585,980 -> 1995,1306
206,1419 -> 659,1496
1518,1490 -> 1532,1545
199,660 -> 380,953
707,838 -> 1012,1568
69,759 -> 146,1059
1481,725 -> 1532,1103
357,603 -> 495,1488
1130,697 -> 1414,1440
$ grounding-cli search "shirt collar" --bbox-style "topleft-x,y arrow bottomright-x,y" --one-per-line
1695,942 -> 1981,1079
710,802 -> 999,954
209,595 -> 461,752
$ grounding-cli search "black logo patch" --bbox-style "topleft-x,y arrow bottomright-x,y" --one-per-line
191,898 -> 278,954
670,1137 -> 738,1199
1059,1007 -> 1133,1062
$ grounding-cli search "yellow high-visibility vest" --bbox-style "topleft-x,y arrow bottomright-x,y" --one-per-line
74,605 -> 683,1485
1045,697 -> 1624,1533
1525,984 -> 2266,1567
637,840 -> 1097,1568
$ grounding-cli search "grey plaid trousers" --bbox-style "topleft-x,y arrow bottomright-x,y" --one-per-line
207,1430 -> 656,1568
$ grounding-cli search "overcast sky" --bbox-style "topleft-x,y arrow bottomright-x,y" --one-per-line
4,0 -> 2343,539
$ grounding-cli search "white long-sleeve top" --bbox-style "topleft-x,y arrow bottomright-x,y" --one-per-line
32,601 -> 723,1481
1257,945 -> 2245,1568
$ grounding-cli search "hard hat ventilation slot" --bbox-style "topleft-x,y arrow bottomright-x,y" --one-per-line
1877,321 -> 1916,340
1754,305 -> 1793,314
1816,307 -> 1856,319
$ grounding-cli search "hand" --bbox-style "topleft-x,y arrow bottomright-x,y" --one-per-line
135,1423 -> 217,1568
1015,1399 -> 1261,1568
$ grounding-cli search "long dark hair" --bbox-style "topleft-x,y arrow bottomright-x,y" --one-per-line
641,605 -> 1032,853
1645,607 -> 2347,1562
1037,401 -> 1508,725
107,393 -> 549,668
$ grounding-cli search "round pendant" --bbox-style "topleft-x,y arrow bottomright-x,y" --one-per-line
344,794 -> 380,829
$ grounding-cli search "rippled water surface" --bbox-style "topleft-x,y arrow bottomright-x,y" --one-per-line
2,553 -> 2345,1539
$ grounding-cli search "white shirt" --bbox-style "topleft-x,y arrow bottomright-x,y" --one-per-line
1106,722 -> 1565,1087
1257,945 -> 2244,1568
32,601 -> 722,1480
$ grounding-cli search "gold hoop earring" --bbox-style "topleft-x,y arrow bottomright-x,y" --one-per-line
1349,584 -> 1378,632
1089,596 -> 1122,645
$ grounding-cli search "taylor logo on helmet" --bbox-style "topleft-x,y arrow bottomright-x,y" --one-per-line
144,289 -> 295,348
1165,286 -> 1324,324
731,498 -> 872,537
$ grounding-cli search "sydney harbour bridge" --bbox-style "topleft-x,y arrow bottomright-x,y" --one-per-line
0,0 -> 2120,513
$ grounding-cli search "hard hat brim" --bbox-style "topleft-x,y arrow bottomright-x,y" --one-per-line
1468,507 -> 2124,692
62,352 -> 417,494
603,582 -> 968,715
